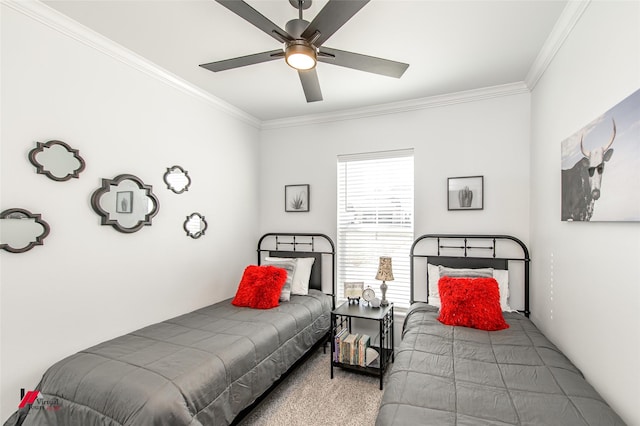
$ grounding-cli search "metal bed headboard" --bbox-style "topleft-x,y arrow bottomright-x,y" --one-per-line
257,233 -> 336,307
410,234 -> 531,317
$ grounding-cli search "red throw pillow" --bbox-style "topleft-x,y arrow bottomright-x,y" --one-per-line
437,276 -> 509,331
232,265 -> 288,309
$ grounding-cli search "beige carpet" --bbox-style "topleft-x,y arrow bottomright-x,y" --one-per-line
237,346 -> 385,426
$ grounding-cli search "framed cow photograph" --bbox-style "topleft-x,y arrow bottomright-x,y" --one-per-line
561,88 -> 640,222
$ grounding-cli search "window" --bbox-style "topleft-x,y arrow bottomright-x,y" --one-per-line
337,149 -> 414,309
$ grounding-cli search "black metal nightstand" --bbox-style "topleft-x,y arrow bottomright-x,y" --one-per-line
330,301 -> 394,390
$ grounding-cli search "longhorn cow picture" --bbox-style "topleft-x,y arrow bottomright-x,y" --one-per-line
561,89 -> 640,221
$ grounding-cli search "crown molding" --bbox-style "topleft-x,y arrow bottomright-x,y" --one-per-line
2,0 -> 262,129
261,82 -> 530,130
525,0 -> 591,90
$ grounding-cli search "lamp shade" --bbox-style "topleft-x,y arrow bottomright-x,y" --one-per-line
375,256 -> 394,281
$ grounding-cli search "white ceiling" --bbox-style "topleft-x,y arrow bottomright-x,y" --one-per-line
42,0 -> 568,122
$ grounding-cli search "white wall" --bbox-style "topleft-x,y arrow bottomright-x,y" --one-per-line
1,5 -> 260,421
259,92 -> 531,248
529,1 -> 639,424
259,91 -> 532,345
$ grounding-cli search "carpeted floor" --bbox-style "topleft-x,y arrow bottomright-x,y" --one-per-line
236,346 -> 385,426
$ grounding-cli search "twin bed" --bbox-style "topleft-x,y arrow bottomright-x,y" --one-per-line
6,232 -> 625,426
5,233 -> 335,426
376,234 -> 624,426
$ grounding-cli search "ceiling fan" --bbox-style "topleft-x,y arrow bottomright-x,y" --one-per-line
199,0 -> 409,102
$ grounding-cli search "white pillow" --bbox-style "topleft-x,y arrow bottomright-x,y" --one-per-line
427,263 -> 512,311
427,263 -> 442,307
492,269 -> 513,312
266,257 -> 315,295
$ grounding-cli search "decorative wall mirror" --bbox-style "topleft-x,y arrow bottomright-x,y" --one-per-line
91,174 -> 160,233
184,212 -> 207,239
0,208 -> 51,253
163,165 -> 191,194
28,140 -> 86,181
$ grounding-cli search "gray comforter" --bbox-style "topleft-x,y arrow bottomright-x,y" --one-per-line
376,303 -> 625,426
5,290 -> 331,426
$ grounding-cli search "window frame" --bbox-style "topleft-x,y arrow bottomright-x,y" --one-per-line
337,149 -> 414,310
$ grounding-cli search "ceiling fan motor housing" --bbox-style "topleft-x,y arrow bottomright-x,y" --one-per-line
285,18 -> 309,38
284,18 -> 317,70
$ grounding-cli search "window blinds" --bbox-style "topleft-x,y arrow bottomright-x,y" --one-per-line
337,149 -> 414,309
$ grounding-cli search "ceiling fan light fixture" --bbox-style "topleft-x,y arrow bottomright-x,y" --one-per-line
285,41 -> 317,70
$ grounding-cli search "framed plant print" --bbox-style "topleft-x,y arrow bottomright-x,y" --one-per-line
448,176 -> 483,210
285,184 -> 309,212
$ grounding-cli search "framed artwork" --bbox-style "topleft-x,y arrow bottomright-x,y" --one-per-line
344,281 -> 364,301
285,184 -> 310,212
116,191 -> 133,214
561,88 -> 640,221
448,176 -> 483,210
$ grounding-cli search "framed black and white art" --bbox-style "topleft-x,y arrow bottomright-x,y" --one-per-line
447,176 -> 484,211
285,184 -> 310,212
561,88 -> 640,221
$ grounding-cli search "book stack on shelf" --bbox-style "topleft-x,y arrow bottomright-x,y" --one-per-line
334,329 -> 378,367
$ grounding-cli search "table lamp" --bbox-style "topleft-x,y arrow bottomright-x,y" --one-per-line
375,256 -> 394,306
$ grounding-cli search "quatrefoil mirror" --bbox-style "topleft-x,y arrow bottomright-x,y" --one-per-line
163,165 -> 191,194
184,212 -> 207,239
28,140 -> 86,181
0,208 -> 50,253
91,174 -> 159,233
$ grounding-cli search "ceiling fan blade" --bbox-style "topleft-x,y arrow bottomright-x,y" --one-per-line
301,0 -> 369,47
215,0 -> 292,43
318,47 -> 409,78
199,49 -> 284,72
298,69 -> 323,102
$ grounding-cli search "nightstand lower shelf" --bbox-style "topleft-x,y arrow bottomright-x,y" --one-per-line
332,346 -> 392,373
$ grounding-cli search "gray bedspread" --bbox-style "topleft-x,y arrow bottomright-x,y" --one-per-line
376,303 -> 625,426
5,290 -> 331,426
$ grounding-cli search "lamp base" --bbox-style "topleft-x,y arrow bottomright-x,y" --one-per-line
380,280 -> 389,306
